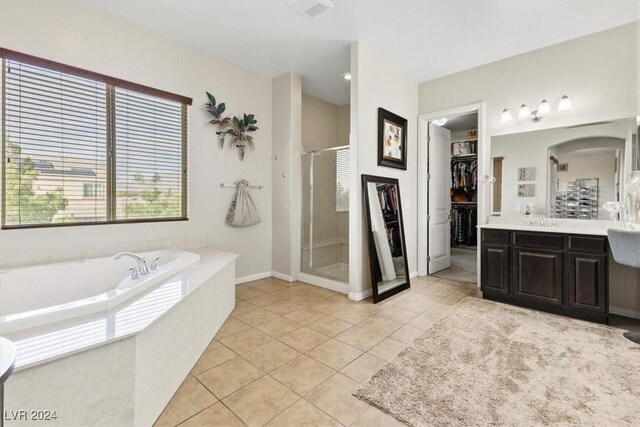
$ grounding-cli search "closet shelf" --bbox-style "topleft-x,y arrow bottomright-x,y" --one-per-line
451,201 -> 477,205
451,154 -> 478,159
451,138 -> 478,143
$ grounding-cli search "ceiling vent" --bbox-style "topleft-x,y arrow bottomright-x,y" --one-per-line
288,1 -> 334,18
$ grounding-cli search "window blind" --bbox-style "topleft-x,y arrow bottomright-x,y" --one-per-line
3,59 -> 108,226
114,88 -> 185,220
336,148 -> 349,212
1,50 -> 190,229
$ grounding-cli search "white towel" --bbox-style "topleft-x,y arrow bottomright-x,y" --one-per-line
226,180 -> 261,227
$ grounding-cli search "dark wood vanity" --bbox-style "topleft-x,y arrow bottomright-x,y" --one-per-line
481,227 -> 609,323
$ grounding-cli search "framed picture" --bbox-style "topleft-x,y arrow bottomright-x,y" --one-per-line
558,163 -> 568,172
378,108 -> 407,170
518,167 -> 536,181
517,184 -> 535,197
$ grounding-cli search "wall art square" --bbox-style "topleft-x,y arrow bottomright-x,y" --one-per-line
378,108 -> 408,170
558,163 -> 569,172
517,184 -> 535,197
518,167 -> 536,181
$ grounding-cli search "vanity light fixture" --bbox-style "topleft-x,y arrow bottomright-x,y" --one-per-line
502,95 -> 572,124
501,108 -> 514,123
518,104 -> 531,119
557,95 -> 573,112
343,72 -> 351,81
432,118 -> 448,126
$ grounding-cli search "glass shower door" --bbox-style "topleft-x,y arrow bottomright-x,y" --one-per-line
301,146 -> 349,283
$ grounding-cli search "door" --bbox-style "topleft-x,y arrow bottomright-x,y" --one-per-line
481,244 -> 509,295
512,247 -> 563,305
567,252 -> 606,312
428,123 -> 451,274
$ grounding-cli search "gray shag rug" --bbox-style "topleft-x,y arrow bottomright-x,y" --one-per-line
354,298 -> 640,426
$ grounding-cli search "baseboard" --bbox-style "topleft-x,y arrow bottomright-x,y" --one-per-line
298,272 -> 349,294
348,288 -> 372,302
271,271 -> 294,282
610,306 -> 640,320
235,271 -> 272,285
410,271 -> 418,279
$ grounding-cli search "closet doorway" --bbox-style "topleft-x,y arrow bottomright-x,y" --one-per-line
418,104 -> 487,285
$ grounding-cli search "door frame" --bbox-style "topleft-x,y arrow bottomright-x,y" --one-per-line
417,102 -> 487,285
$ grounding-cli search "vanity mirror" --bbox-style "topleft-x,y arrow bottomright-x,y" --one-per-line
362,175 -> 410,302
491,117 -> 638,220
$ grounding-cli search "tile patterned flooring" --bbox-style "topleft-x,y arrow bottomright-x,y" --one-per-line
154,276 -> 639,427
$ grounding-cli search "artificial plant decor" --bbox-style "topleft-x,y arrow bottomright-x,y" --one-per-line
206,92 -> 259,160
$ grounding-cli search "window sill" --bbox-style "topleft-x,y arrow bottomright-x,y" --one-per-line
1,217 -> 189,230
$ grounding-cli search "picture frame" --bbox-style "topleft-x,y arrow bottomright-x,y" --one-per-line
378,108 -> 408,170
517,184 -> 535,197
518,167 -> 536,181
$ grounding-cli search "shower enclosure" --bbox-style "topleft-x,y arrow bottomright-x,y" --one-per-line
300,145 -> 349,283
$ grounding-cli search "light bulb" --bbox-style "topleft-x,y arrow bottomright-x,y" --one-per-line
501,108 -> 514,123
518,104 -> 531,119
537,99 -> 551,116
343,73 -> 351,81
432,118 -> 447,126
557,95 -> 572,112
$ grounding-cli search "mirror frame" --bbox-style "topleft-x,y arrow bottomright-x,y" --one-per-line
362,174 -> 411,303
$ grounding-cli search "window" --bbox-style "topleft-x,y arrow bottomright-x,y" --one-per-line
83,183 -> 104,198
336,148 -> 349,212
1,49 -> 192,228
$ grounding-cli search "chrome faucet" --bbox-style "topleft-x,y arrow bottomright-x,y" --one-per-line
113,252 -> 149,276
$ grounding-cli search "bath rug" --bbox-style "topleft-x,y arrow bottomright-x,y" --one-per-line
354,297 -> 639,426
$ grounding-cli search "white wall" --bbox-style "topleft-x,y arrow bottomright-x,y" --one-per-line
350,43 -> 418,297
419,22 -> 639,137
0,1 -> 273,279
271,73 -> 301,278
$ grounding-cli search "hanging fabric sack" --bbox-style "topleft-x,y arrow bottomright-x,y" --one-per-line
225,179 -> 261,227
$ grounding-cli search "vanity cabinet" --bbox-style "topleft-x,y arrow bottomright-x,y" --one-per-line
481,228 -> 609,323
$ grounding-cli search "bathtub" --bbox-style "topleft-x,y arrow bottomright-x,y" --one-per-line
3,247 -> 237,426
0,249 -> 200,334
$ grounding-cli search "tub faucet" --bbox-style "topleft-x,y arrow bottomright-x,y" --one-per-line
113,252 -> 149,276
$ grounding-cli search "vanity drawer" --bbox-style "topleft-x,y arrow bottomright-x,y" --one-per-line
482,229 -> 510,244
568,235 -> 607,253
512,232 -> 564,249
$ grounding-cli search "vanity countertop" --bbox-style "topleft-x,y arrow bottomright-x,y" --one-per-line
478,223 -> 609,236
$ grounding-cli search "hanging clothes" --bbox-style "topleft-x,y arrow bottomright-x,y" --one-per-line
225,179 -> 261,227
451,158 -> 478,194
450,205 -> 477,247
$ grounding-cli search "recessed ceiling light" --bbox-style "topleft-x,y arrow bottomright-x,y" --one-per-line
343,73 -> 351,81
432,118 -> 447,126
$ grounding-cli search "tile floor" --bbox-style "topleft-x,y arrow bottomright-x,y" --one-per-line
154,275 -> 639,427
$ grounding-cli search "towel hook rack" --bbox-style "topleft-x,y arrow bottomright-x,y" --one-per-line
220,182 -> 264,189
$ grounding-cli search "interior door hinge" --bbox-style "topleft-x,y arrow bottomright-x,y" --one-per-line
427,256 -> 431,262
426,215 -> 431,222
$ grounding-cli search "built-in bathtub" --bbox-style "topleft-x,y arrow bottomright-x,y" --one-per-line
1,248 -> 237,426
0,249 -> 200,334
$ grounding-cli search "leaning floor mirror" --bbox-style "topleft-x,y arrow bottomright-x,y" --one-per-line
362,175 -> 411,302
